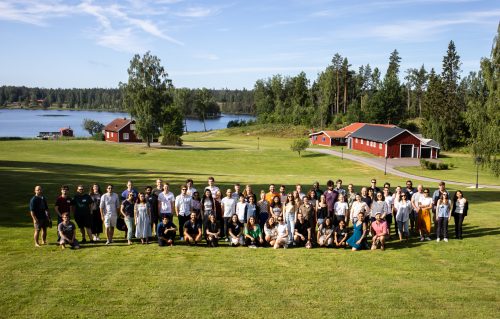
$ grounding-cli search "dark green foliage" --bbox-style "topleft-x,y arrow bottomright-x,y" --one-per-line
227,119 -> 254,128
420,159 -> 449,170
120,51 -> 177,147
465,23 -> 500,176
82,118 -> 105,136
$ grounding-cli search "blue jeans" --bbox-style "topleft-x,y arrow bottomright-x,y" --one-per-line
124,216 -> 134,240
286,213 -> 295,243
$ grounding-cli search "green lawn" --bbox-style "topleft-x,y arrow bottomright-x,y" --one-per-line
397,151 -> 500,186
1,132 -> 499,319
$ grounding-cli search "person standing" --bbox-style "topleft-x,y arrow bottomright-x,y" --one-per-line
404,180 -> 417,233
121,193 -> 135,245
30,185 -> 50,247
435,193 -> 451,242
257,190 -> 269,231
158,183 -> 175,220
369,178 -> 381,195
89,184 -> 103,241
204,177 -> 219,197
72,185 -> 93,244
145,186 -> 158,238
324,180 -> 339,219
334,179 -> 346,197
411,185 -> 424,235
175,185 -> 193,241
417,188 -> 433,241
312,181 -> 323,199
395,192 -> 412,241
283,194 -> 297,245
333,193 -> 349,227
201,189 -> 215,228
100,184 -> 120,245
55,185 -> 72,242
451,191 -> 468,239
265,184 -> 279,204
186,178 -> 197,197
121,180 -> 138,201
135,193 -> 152,244
153,179 -> 163,198
58,212 -> 79,250
432,182 -> 449,222
221,188 -> 237,240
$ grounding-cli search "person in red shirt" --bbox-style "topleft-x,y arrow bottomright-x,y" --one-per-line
55,185 -> 72,242
371,212 -> 389,250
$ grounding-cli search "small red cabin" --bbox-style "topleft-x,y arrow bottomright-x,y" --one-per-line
59,127 -> 73,137
103,118 -> 141,143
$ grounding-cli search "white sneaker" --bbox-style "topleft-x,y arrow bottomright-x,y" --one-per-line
436,238 -> 440,242
425,237 -> 431,241
444,238 -> 448,242
96,235 -> 100,241
249,244 -> 257,249
420,237 -> 424,242
105,240 -> 110,245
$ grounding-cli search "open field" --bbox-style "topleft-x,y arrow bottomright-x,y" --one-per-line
397,151 -> 500,186
0,131 -> 499,319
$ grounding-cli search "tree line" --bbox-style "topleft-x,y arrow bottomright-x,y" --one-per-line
0,86 -> 255,116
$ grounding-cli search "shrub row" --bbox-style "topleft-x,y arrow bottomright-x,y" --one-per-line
420,159 -> 449,170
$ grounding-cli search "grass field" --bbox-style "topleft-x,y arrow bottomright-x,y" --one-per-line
397,151 -> 500,186
0,131 -> 499,319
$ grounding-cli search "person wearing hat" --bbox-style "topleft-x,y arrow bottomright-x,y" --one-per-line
370,212 -> 389,250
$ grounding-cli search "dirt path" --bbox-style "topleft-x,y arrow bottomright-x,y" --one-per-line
307,148 -> 500,189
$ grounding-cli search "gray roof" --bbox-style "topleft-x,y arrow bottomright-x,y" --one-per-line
350,125 -> 406,143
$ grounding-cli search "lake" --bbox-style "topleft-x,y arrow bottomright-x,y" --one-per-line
0,109 -> 255,137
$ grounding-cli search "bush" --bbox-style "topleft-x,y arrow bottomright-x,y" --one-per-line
161,133 -> 182,146
420,159 -> 448,170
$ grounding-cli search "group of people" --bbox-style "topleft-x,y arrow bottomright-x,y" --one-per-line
29,177 -> 469,251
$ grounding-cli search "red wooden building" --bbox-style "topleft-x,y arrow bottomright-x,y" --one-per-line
348,124 -> 439,158
103,118 -> 141,143
309,130 -> 350,146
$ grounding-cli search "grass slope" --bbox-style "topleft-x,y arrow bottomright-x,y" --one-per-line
0,131 -> 499,319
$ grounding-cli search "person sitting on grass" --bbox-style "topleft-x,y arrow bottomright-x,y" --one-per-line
30,185 -> 50,247
244,216 -> 264,247
317,217 -> 334,248
205,213 -> 220,247
346,212 -> 367,251
333,219 -> 348,248
371,212 -> 389,250
228,214 -> 245,246
183,212 -> 202,245
264,216 -> 277,247
274,216 -> 289,249
157,215 -> 176,246
294,212 -> 312,248
58,212 -> 79,250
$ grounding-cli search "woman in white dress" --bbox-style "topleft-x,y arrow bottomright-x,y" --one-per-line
135,193 -> 152,244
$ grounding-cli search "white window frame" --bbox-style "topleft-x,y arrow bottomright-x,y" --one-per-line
123,132 -> 129,140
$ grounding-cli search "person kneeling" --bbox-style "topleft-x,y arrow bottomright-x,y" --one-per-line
294,212 -> 312,248
228,214 -> 245,246
371,212 -> 389,250
58,212 -> 79,249
274,216 -> 289,249
183,212 -> 202,245
333,219 -> 348,248
244,216 -> 264,248
158,216 -> 177,246
205,214 -> 220,247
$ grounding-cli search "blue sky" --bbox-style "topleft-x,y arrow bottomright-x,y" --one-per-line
0,0 -> 498,89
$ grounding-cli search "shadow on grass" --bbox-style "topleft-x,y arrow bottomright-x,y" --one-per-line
302,153 -> 327,158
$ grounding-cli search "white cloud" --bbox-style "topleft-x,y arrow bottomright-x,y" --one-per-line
175,7 -> 216,18
193,53 -> 220,61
